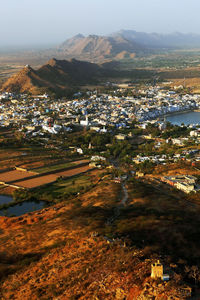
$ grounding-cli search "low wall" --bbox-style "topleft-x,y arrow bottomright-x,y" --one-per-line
0,181 -> 24,189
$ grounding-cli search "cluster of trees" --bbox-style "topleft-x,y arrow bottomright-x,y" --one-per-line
161,125 -> 190,139
107,140 -> 133,159
13,189 -> 37,203
59,131 -> 112,153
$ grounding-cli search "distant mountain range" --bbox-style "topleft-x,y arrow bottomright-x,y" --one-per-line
2,30 -> 200,95
1,30 -> 200,67
58,33 -> 144,61
112,30 -> 200,49
43,30 -> 200,63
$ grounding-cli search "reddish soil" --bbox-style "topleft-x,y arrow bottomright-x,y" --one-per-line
0,186 -> 16,195
0,150 -> 22,159
73,159 -> 90,165
10,164 -> 92,189
56,165 -> 92,178
0,180 -> 190,300
16,174 -> 58,189
19,161 -> 46,169
19,158 -> 60,169
0,170 -> 36,183
20,159 -> 89,170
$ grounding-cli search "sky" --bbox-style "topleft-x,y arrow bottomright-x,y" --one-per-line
1,0 -> 200,47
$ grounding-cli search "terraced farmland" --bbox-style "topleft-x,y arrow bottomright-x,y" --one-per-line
0,169 -> 36,183
16,174 -> 58,189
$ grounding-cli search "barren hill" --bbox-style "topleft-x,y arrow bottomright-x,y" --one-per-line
1,57 -> 159,95
1,65 -> 45,94
47,31 -> 200,63
0,176 -> 194,299
59,34 -> 144,61
1,58 -> 111,95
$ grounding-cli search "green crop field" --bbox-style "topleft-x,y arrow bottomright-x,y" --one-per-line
34,161 -> 77,174
33,174 -> 93,201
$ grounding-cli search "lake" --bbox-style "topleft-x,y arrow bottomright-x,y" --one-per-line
0,196 -> 47,217
0,195 -> 13,205
166,111 -> 200,126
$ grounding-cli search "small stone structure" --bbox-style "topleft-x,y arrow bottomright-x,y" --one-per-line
151,260 -> 170,281
151,260 -> 164,279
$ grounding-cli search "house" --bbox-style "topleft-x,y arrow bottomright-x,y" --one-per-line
91,156 -> 106,161
90,126 -> 100,132
115,134 -> 127,140
175,182 -> 195,194
80,116 -> 89,126
190,130 -> 199,137
172,138 -> 188,146
77,148 -> 83,154
136,172 -> 144,177
162,175 -> 198,193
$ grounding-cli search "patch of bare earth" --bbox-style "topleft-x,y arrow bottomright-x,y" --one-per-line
0,180 -> 192,299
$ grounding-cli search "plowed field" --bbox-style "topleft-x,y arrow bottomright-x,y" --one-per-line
0,170 -> 36,182
56,165 -> 92,178
16,174 -> 58,189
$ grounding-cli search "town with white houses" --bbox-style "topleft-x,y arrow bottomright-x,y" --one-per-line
1,84 -> 200,194
0,85 -> 200,131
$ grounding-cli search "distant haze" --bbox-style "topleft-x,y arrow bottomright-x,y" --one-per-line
1,0 -> 200,47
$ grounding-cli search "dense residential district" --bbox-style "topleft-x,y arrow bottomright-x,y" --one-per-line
1,84 -> 200,195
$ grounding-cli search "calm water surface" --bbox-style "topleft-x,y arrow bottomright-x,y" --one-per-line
0,195 -> 13,205
166,111 -> 200,125
0,199 -> 47,217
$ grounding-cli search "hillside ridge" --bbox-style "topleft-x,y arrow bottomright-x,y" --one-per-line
1,58 -> 108,95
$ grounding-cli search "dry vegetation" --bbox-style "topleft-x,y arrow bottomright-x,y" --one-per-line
0,175 -> 195,299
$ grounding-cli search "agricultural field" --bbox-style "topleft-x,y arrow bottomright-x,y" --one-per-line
0,144 -> 97,216
55,164 -> 92,178
0,161 -> 93,190
16,174 -> 58,189
0,137 -> 94,195
14,165 -> 93,189
33,171 -> 100,201
0,148 -> 63,170
34,159 -> 89,173
0,170 -> 36,183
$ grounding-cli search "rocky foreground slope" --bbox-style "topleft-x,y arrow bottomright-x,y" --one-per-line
0,176 -> 193,300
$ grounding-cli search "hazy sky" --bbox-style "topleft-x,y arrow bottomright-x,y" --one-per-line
1,0 -> 200,47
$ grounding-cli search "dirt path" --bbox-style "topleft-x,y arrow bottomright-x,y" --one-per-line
121,183 -> 128,205
106,180 -> 129,225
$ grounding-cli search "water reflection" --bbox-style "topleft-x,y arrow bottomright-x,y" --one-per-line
0,200 -> 47,217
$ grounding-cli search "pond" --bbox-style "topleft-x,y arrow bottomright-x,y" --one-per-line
0,195 -> 13,205
0,200 -> 48,217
